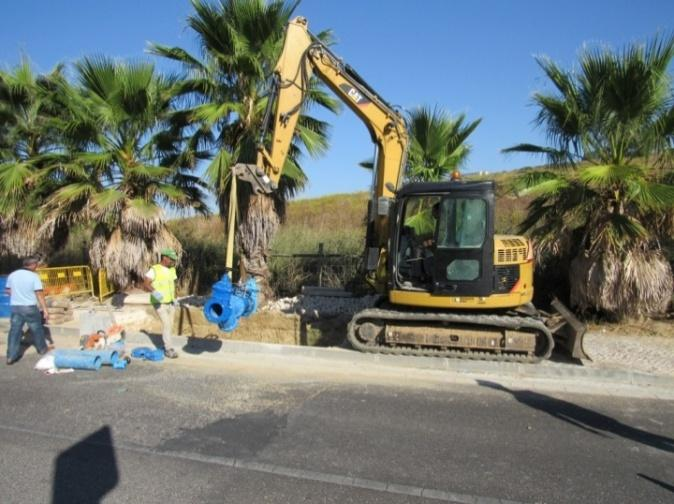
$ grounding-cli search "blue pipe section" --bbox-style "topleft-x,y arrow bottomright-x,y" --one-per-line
53,350 -> 102,370
55,349 -> 119,366
203,275 -> 258,332
81,350 -> 119,365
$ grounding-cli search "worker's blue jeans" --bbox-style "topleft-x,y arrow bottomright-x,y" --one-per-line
7,305 -> 47,361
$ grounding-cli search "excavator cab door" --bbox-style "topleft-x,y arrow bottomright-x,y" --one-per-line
431,189 -> 495,296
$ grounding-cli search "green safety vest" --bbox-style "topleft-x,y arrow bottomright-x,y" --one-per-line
150,264 -> 177,304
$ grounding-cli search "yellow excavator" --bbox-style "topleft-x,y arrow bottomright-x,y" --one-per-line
228,17 -> 587,363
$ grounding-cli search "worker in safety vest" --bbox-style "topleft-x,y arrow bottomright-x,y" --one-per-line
143,248 -> 179,359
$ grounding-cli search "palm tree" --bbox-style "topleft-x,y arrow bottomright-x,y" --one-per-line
360,105 -> 481,180
406,105 -> 481,182
150,0 -> 338,300
44,56 -> 209,288
0,61 -> 70,259
504,35 -> 674,319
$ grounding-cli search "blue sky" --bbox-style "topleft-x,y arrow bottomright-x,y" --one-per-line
1,0 -> 673,199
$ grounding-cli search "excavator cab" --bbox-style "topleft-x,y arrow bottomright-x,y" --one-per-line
392,181 -> 496,298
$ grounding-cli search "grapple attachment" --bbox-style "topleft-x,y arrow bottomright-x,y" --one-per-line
232,163 -> 277,194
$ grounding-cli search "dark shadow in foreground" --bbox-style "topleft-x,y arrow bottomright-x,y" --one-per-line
140,330 -> 165,350
182,336 -> 223,354
52,425 -> 119,504
637,473 -> 674,494
477,380 -> 674,454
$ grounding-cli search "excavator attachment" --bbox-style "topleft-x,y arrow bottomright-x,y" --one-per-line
545,298 -> 589,361
232,163 -> 276,194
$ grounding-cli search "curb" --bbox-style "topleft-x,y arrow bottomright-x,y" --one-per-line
123,332 -> 674,394
3,320 -> 674,397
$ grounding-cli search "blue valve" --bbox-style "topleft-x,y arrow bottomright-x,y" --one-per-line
203,275 -> 258,332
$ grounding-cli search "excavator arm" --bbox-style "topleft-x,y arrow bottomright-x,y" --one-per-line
233,17 -> 408,261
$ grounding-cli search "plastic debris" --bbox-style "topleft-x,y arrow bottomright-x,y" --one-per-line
113,358 -> 128,369
130,347 -> 165,361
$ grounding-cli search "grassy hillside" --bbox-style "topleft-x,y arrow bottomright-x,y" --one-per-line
272,192 -> 368,255
164,175 -> 533,294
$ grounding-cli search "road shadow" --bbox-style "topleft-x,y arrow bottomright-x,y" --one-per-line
299,315 -> 351,347
52,425 -> 119,504
110,292 -> 127,308
477,380 -> 674,454
159,410 -> 287,458
547,350 -> 585,366
637,473 -> 674,494
20,322 -> 54,355
139,329 -> 223,355
182,336 -> 223,355
139,330 -> 165,349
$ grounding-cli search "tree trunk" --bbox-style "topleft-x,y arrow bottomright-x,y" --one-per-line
89,225 -> 182,290
236,193 -> 279,305
570,248 -> 673,320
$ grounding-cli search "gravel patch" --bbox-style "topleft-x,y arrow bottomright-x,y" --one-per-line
584,332 -> 674,376
263,294 -> 380,319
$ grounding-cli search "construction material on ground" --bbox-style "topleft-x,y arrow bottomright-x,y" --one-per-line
130,347 -> 164,361
46,297 -> 75,324
55,348 -> 120,366
264,294 -> 380,318
82,349 -> 119,366
77,309 -> 125,351
53,349 -> 102,370
34,354 -> 57,371
113,358 -> 129,369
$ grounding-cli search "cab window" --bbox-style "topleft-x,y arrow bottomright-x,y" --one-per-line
437,198 -> 487,249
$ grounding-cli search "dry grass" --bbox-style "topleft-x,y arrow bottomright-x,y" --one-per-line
167,216 -> 227,295
283,192 -> 369,230
271,192 -> 368,256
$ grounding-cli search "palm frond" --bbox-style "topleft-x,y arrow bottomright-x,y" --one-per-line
90,188 -> 126,210
146,44 -> 207,73
579,164 -> 644,186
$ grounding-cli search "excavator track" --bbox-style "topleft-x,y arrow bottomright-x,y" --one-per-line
347,308 -> 555,363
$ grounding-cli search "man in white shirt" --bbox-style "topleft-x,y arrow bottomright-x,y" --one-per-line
5,256 -> 50,365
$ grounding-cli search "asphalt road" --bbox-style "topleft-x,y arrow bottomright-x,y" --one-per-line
0,351 -> 673,504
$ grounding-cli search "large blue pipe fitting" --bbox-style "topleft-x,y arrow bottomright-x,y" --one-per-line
80,349 -> 119,366
53,350 -> 102,370
55,349 -> 119,366
203,275 -> 258,332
